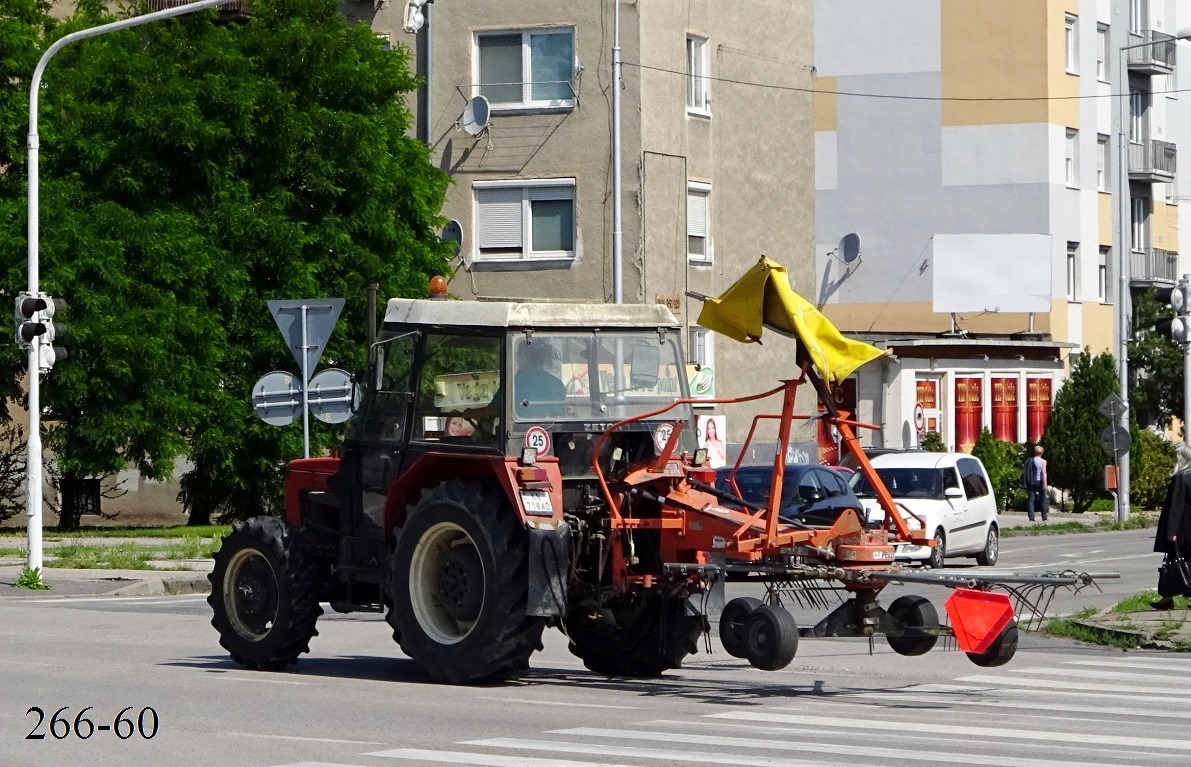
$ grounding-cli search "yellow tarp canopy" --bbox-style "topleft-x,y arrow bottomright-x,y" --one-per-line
697,257 -> 887,388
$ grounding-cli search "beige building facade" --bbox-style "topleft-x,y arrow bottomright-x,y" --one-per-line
353,0 -> 819,456
815,0 -> 1189,453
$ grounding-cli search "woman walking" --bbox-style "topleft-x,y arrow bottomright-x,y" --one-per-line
1153,442 -> 1191,609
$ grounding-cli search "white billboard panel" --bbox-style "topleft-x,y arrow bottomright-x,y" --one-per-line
932,234 -> 1052,314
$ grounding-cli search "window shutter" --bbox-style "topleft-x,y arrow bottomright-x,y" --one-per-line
527,185 -> 574,201
687,190 -> 708,237
476,188 -> 523,249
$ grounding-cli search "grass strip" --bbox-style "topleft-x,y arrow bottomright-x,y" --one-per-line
0,524 -> 231,539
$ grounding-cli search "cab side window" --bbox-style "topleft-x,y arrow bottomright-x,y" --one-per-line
352,334 -> 415,443
414,333 -> 502,446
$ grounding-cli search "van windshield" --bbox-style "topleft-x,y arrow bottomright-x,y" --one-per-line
852,468 -> 946,500
511,331 -> 689,422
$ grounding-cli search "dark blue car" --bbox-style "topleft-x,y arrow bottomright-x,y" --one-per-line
715,464 -> 867,527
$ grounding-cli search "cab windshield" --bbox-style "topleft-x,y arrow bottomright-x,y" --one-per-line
511,331 -> 689,422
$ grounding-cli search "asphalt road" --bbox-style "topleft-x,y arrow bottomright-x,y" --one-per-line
2,527 -> 1182,767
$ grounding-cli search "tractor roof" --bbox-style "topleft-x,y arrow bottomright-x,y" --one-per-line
384,298 -> 682,330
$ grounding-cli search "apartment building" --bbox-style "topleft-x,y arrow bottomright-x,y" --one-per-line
815,0 -> 1189,453
349,0 -> 818,454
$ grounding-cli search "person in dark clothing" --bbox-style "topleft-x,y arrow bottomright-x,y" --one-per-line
1153,442 -> 1191,609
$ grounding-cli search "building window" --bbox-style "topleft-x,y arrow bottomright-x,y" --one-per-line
687,183 -> 711,262
1065,129 -> 1079,187
1168,68 -> 1179,100
687,36 -> 709,114
1065,15 -> 1078,74
1097,134 -> 1109,191
1066,242 -> 1078,300
474,179 -> 575,262
476,29 -> 575,110
1130,0 -> 1144,34
1097,24 -> 1109,80
1098,247 -> 1109,302
1131,196 -> 1149,253
1130,89 -> 1149,143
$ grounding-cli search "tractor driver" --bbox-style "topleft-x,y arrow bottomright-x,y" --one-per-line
514,341 -> 567,419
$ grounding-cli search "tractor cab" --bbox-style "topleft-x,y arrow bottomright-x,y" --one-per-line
346,298 -> 695,484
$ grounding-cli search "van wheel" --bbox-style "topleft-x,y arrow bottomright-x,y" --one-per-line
975,525 -> 999,566
926,529 -> 946,569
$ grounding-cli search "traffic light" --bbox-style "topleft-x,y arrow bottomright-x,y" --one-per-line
1155,280 -> 1191,344
13,291 -> 67,371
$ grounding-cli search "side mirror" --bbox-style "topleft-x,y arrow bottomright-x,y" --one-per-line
629,344 -> 660,389
944,486 -> 964,499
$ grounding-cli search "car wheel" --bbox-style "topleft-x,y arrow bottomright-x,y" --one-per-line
975,525 -> 999,566
926,529 -> 945,569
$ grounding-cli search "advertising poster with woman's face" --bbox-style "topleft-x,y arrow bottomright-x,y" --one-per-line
696,414 -> 728,468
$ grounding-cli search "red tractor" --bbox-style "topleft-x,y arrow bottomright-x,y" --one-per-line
209,287 -> 1030,683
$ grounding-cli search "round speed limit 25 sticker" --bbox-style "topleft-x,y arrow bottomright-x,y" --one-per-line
525,426 -> 551,454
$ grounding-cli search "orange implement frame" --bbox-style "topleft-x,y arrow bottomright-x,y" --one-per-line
590,365 -> 933,579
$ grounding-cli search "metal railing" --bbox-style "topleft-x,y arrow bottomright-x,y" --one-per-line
1127,30 -> 1178,73
1130,247 -> 1179,284
1128,139 -> 1177,179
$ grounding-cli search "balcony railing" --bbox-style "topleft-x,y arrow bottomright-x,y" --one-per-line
1127,30 -> 1177,75
142,0 -> 247,14
1131,247 -> 1178,285
1128,139 -> 1177,182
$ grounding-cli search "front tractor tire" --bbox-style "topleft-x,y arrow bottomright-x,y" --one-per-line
208,516 -> 323,670
387,481 -> 545,684
568,597 -> 706,677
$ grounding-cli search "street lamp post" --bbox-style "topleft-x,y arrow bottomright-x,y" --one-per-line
24,0 -> 230,574
1114,28 -> 1191,522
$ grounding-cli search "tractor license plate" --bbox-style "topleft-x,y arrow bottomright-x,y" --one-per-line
520,490 -> 554,516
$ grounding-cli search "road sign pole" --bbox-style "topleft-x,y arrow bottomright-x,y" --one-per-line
301,304 -> 310,459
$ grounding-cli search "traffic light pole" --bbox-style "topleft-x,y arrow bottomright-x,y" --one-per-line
23,0 -> 230,574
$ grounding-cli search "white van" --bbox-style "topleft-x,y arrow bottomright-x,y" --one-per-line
849,452 -> 1000,568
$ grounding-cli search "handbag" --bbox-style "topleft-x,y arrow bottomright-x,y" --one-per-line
1158,552 -> 1191,598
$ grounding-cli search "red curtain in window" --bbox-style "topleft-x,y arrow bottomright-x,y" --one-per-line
991,378 -> 1018,443
817,378 -> 857,465
1026,378 -> 1052,443
954,377 -> 982,453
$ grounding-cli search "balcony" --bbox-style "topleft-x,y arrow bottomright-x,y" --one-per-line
1127,30 -> 1178,75
1130,247 -> 1178,286
142,0 -> 248,20
1128,139 -> 1177,183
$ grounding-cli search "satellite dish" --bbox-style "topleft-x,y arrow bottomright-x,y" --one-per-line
461,95 -> 491,137
840,233 -> 861,264
441,219 -> 463,257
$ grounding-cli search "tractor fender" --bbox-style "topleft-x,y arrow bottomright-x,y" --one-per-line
527,521 -> 570,618
382,453 -> 565,537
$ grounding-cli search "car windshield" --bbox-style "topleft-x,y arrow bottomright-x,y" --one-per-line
719,468 -> 801,507
852,467 -> 946,500
511,331 -> 690,422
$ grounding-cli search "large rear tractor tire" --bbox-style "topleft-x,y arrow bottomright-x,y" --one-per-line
387,481 -> 545,684
719,597 -> 763,658
208,516 -> 323,670
885,595 -> 940,657
967,621 -> 1019,667
568,598 -> 706,677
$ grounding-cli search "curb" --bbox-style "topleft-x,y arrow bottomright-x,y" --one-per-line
1070,618 -> 1148,646
110,575 -> 212,597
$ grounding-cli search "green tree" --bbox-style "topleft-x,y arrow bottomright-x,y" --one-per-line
1041,350 -> 1118,512
1131,428 -> 1175,511
1129,287 -> 1183,429
0,0 -> 452,525
970,429 -> 1026,512
920,431 -> 946,452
